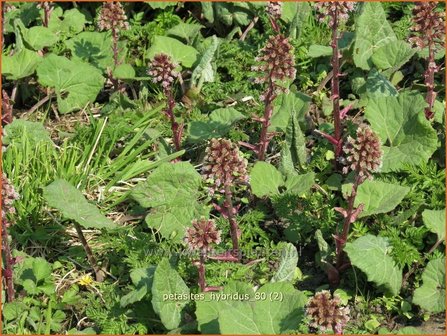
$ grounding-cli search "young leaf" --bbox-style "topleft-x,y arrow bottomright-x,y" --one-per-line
422,209 -> 446,242
280,109 -> 307,174
151,258 -> 190,330
353,3 -> 397,70
43,179 -> 116,230
2,48 -> 41,80
36,54 -> 104,114
191,35 -> 219,88
354,180 -> 410,217
365,91 -> 438,172
413,258 -> 446,313
283,172 -> 315,196
345,235 -> 402,296
271,243 -> 299,283
250,162 -> 284,197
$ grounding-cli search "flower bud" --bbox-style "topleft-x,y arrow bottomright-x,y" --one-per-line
98,2 -> 129,32
147,53 -> 179,91
185,217 -> 221,251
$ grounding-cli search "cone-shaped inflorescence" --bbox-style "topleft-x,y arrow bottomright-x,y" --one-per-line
147,53 -> 183,151
185,217 -> 222,252
2,174 -> 19,302
315,2 -> 355,28
342,125 -> 382,181
202,138 -> 248,259
410,2 -> 445,119
251,34 -> 296,160
98,1 -> 129,32
306,290 -> 350,334
202,138 -> 249,192
185,217 -> 221,291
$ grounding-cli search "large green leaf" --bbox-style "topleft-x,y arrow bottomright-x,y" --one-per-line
19,24 -> 59,50
132,162 -> 206,242
269,91 -> 311,132
364,69 -> 398,98
371,40 -> 415,72
345,235 -> 402,296
191,35 -> 219,88
413,258 -> 445,313
280,108 -> 307,174
354,180 -> 410,217
48,8 -> 86,35
2,48 -> 41,80
146,36 -> 198,68
422,209 -> 446,242
283,172 -> 315,196
218,282 -> 307,334
151,258 -> 190,330
353,3 -> 397,70
120,266 -> 156,307
188,107 -> 245,143
36,54 -> 104,114
43,179 -> 116,230
271,243 -> 299,283
250,162 -> 284,197
167,22 -> 203,44
365,92 -> 438,172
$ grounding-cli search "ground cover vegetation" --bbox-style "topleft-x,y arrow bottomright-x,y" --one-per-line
1,1 -> 446,335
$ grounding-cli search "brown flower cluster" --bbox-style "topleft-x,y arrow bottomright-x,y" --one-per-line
2,174 -> 19,228
315,2 -> 355,27
185,217 -> 221,251
266,2 -> 282,21
410,2 -> 445,49
202,138 -> 249,191
252,34 -> 296,96
342,125 -> 382,179
147,53 -> 179,90
98,2 -> 129,32
306,290 -> 350,334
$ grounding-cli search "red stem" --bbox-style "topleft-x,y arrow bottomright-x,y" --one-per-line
198,251 -> 206,292
224,185 -> 240,259
424,38 -> 437,120
257,76 -> 276,161
1,225 -> 15,302
165,89 -> 183,151
330,10 -> 342,161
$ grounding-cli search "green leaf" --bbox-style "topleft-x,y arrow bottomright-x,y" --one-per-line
308,45 -> 332,58
167,22 -> 203,43
413,258 -> 446,313
48,8 -> 86,35
146,36 -> 198,68
32,257 -> 52,282
121,266 -> 156,307
43,179 -> 116,229
188,107 -> 245,143
345,235 -> 402,296
271,243 -> 299,283
112,63 -> 136,80
196,282 -> 254,333
36,54 -> 104,114
218,282 -> 307,334
132,162 -> 206,242
151,258 -> 190,330
65,32 -> 125,71
353,3 -> 397,70
354,180 -> 410,217
2,302 -> 28,321
191,35 -> 219,87
422,209 -> 446,241
21,26 -> 59,50
364,69 -> 398,98
2,48 -> 41,80
371,40 -> 415,72
3,119 -> 52,146
269,92 -> 311,132
284,172 -> 315,196
120,286 -> 148,308
250,162 -> 284,197
280,109 -> 307,174
146,2 -> 177,9
365,92 -> 438,172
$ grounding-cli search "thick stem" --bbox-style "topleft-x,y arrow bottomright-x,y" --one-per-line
198,251 -> 206,292
73,223 -> 102,281
330,11 -> 342,162
424,39 -> 436,120
224,185 -> 240,259
257,78 -> 276,161
42,3 -> 51,28
335,171 -> 362,270
165,90 -> 183,151
1,225 -> 15,302
110,27 -> 120,92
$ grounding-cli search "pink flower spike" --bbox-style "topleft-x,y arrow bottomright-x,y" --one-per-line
349,204 -> 365,224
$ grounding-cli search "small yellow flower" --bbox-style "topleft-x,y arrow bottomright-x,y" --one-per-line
78,274 -> 94,287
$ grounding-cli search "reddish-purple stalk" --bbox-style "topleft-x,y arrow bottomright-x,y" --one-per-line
1,224 -> 15,302
2,90 -> 13,125
223,185 -> 240,259
42,2 -> 52,28
423,36 -> 437,120
164,88 -> 183,152
110,27 -> 121,92
256,74 -> 276,161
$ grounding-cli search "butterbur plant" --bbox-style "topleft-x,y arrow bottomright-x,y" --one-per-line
306,290 -> 350,334
410,2 -> 445,119
315,2 -> 355,164
185,217 -> 221,291
148,53 -> 184,152
334,125 -> 382,274
1,174 -> 20,302
37,2 -> 53,27
98,1 -> 129,91
2,89 -> 13,125
202,138 -> 249,259
249,34 -> 296,161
